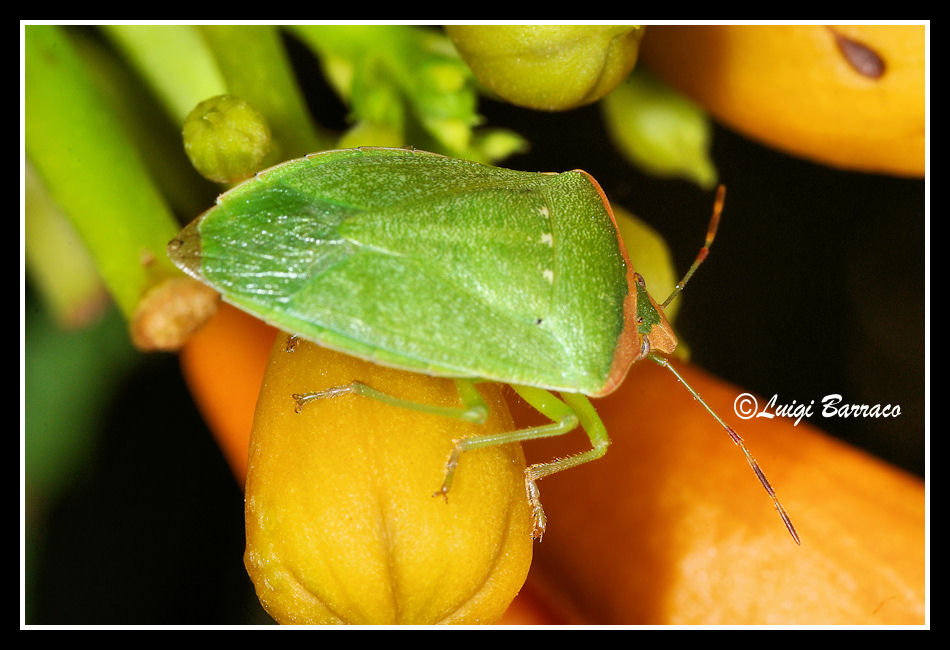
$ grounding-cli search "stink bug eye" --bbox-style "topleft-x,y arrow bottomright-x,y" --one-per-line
168,147 -> 797,544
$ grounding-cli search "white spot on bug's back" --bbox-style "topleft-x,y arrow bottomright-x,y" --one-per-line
538,205 -> 549,218
540,233 -> 553,246
543,269 -> 554,283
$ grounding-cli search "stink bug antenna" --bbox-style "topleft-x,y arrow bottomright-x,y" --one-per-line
661,185 -> 725,309
649,354 -> 801,545
654,185 -> 799,545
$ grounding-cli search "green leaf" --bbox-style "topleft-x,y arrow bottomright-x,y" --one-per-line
25,295 -> 138,498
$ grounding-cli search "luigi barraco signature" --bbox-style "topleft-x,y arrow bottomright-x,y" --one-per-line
733,393 -> 901,427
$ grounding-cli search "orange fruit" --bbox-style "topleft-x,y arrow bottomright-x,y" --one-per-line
178,307 -> 924,624
640,25 -> 925,176
179,302 -> 276,483
243,335 -> 533,624
513,360 -> 925,624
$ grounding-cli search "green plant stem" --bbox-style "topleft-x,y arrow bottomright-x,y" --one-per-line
198,25 -> 331,161
25,25 -> 182,322
70,27 -> 215,217
25,164 -> 108,328
101,24 -> 228,124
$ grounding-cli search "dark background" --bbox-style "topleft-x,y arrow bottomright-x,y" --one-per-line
25,29 -> 925,624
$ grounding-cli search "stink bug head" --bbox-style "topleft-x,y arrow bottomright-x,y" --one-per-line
634,273 -> 677,356
594,271 -> 676,398
604,183 -> 726,392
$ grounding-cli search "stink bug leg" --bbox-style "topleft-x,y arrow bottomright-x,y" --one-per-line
438,386 -> 610,540
293,376 -> 489,423
294,370 -> 608,540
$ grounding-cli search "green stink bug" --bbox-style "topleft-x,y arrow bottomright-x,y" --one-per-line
168,146 -> 798,544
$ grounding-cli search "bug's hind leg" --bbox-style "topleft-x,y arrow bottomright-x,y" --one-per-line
440,386 -> 610,539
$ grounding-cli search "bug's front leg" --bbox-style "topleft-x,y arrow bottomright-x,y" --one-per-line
525,478 -> 546,541
293,377 -> 489,422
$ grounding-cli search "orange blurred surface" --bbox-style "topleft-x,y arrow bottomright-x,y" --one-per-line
510,361 -> 925,625
179,306 -> 925,625
640,25 -> 925,177
179,303 -> 276,484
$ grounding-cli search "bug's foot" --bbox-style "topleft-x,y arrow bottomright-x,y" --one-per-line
292,384 -> 357,413
433,468 -> 453,502
526,478 -> 547,541
283,334 -> 299,352
434,446 -> 461,501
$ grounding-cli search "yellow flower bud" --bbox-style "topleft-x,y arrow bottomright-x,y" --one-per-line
244,336 -> 534,624
182,94 -> 271,183
446,25 -> 643,111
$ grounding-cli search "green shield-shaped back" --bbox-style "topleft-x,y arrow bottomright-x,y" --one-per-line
169,148 -> 631,395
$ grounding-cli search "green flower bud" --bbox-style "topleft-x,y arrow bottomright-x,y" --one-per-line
183,94 -> 271,183
446,25 -> 643,111
602,68 -> 717,189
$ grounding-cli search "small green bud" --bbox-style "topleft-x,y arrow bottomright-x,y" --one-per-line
183,95 -> 271,183
602,68 -> 718,189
